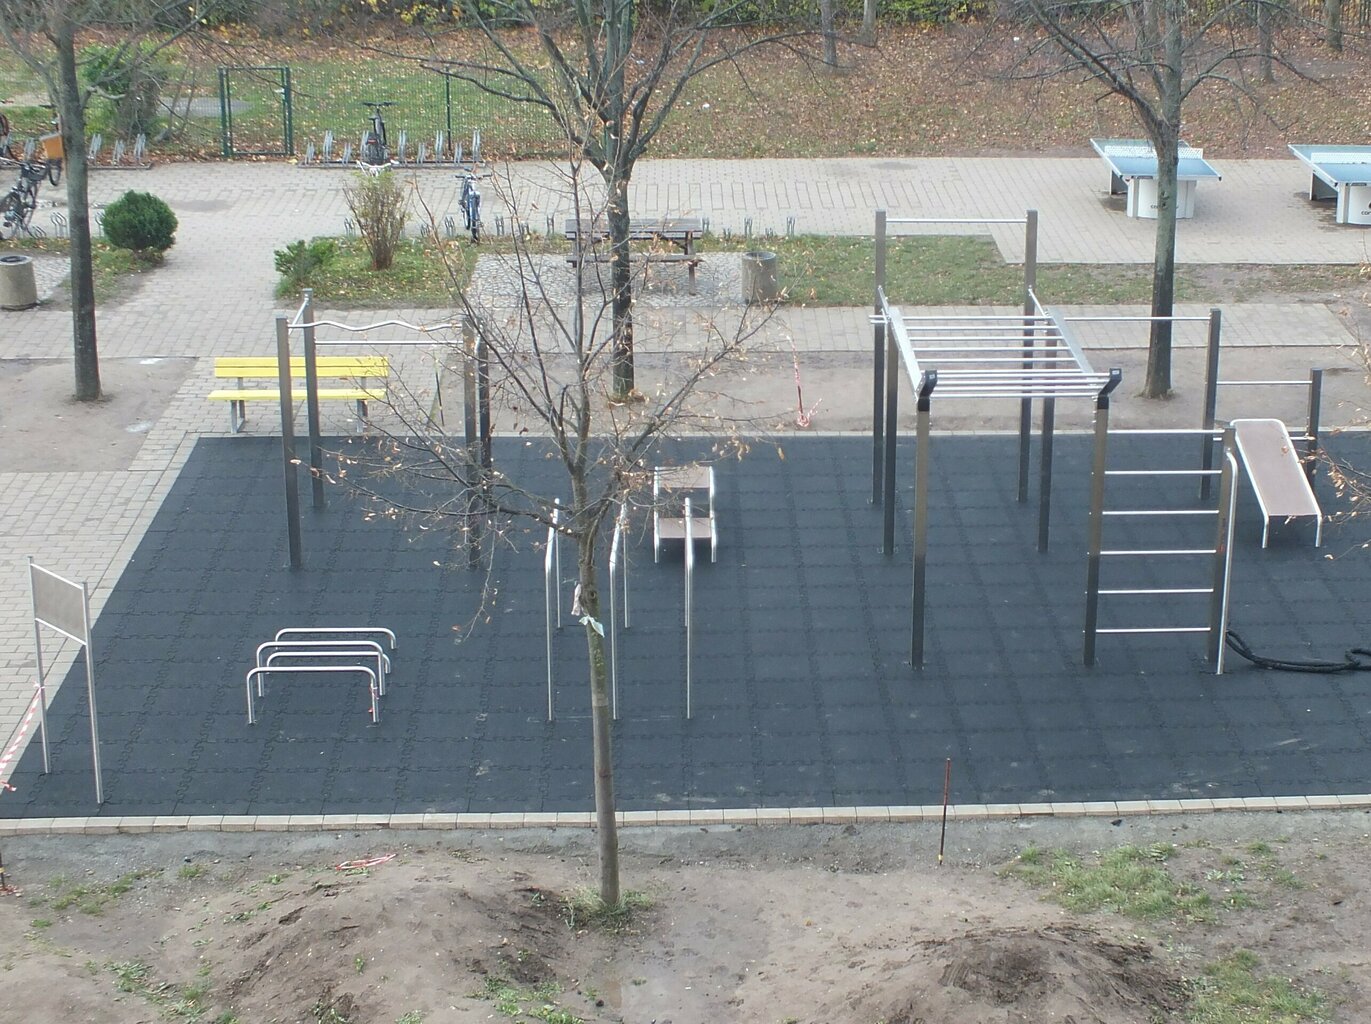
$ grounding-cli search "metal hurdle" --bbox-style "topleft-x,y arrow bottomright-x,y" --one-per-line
245,664 -> 380,724
254,639 -> 390,694
275,626 -> 396,649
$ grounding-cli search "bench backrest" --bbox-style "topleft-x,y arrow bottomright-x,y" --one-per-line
565,217 -> 701,242
214,356 -> 390,380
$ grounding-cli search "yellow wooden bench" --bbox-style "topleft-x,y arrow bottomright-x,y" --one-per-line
209,355 -> 389,434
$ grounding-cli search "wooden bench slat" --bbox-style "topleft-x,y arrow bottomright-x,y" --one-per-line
214,356 -> 389,378
208,387 -> 387,402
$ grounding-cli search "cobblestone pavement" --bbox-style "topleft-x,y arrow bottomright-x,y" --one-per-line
1,156 -> 1368,791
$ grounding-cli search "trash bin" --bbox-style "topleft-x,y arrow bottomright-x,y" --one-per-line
0,254 -> 38,311
741,249 -> 780,304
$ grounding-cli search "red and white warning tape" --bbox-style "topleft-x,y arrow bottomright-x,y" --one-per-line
0,689 -> 45,796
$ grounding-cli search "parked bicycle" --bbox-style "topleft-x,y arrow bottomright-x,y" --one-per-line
0,109 -> 61,183
456,166 -> 492,243
0,157 -> 57,240
359,100 -> 397,169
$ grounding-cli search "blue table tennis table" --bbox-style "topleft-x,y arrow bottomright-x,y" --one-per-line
1090,138 -> 1223,220
1289,144 -> 1371,225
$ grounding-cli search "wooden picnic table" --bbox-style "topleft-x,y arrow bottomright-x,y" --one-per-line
564,216 -> 704,293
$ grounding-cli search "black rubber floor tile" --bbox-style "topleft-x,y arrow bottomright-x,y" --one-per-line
7,434 -> 1371,819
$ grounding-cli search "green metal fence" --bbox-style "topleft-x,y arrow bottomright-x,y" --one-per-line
217,60 -> 559,161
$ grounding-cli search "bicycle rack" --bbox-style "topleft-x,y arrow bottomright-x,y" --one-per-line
303,140 -> 316,164
321,130 -> 334,163
87,133 -> 102,162
22,138 -> 36,161
132,134 -> 147,165
786,215 -> 796,237
395,129 -> 408,164
343,218 -> 356,237
110,139 -> 127,165
494,213 -> 505,237
49,211 -> 67,238
433,130 -> 446,162
415,141 -> 428,165
340,140 -> 354,164
443,215 -> 457,239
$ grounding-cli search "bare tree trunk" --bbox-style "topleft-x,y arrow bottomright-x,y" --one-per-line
55,18 -> 100,402
820,0 -> 839,68
577,535 -> 620,906
1257,1 -> 1274,83
1146,134 -> 1178,399
1324,0 -> 1343,51
607,180 -> 635,399
861,0 -> 877,44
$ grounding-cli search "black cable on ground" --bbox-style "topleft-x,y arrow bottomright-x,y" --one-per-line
1225,630 -> 1371,674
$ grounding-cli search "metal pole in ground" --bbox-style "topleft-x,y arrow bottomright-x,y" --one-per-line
277,315 -> 303,569
1199,308 -> 1222,501
872,210 -> 887,507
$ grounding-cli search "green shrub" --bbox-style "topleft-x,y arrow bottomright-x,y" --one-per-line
102,191 -> 178,257
274,238 -> 339,293
343,172 -> 409,271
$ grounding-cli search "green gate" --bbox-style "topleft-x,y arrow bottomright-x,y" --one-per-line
218,66 -> 293,158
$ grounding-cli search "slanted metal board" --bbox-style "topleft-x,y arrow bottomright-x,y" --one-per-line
30,562 -> 88,643
1231,418 -> 1322,546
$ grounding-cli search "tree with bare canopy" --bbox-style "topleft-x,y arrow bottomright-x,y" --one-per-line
995,0 -> 1307,397
419,0 -> 810,401
326,160 -> 772,907
0,0 -> 220,401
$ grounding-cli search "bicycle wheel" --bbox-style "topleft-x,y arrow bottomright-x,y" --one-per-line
0,193 -> 24,240
361,133 -> 386,167
47,158 -> 61,187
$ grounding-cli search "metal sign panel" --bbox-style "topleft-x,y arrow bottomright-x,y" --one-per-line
29,561 -> 89,644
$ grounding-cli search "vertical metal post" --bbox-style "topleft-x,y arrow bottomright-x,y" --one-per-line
872,212 -> 887,506
80,582 -> 103,806
1199,307 -> 1222,500
1037,336 -> 1057,552
1305,367 -> 1323,492
281,67 -> 294,157
461,317 -> 482,569
276,316 -> 303,570
477,327 -> 492,479
911,372 -> 935,669
302,291 -> 325,510
882,310 -> 900,556
217,67 -> 231,159
25,558 -> 50,774
1084,370 -> 1122,666
1208,429 -> 1238,672
1018,210 -> 1039,504
545,516 -> 556,722
444,74 -> 454,148
684,497 -> 694,719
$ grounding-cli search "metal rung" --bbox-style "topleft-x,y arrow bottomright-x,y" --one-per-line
1105,469 -> 1220,477
1099,587 -> 1213,596
1100,548 -> 1215,556
1110,428 -> 1224,437
1102,509 -> 1218,517
1096,626 -> 1210,635
1216,379 -> 1309,387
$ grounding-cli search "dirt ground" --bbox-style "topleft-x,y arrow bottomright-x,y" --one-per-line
0,814 -> 1366,1023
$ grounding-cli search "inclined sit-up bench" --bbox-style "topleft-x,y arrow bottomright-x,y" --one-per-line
1231,418 -> 1322,548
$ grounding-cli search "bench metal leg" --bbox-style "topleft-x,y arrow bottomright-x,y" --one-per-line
230,399 -> 246,434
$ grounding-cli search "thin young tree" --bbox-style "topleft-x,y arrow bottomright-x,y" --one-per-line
329,158 -> 771,905
418,0 -> 810,400
0,0 -> 221,401
998,0 -> 1306,397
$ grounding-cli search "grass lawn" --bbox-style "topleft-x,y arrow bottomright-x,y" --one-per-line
0,237 -> 152,303
285,231 -> 1366,308
3,26 -> 1369,161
